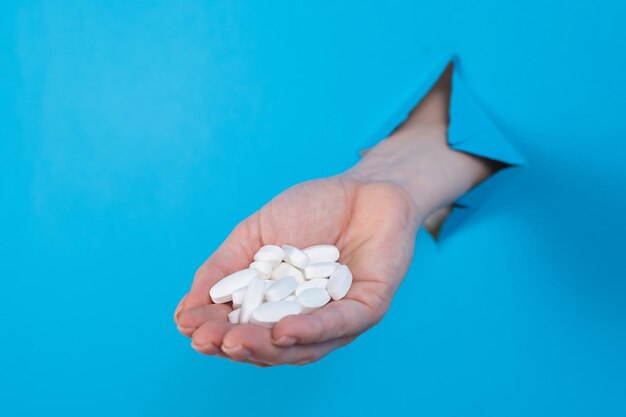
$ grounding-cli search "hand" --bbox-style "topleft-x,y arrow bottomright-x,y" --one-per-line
173,174 -> 422,366
173,67 -> 498,366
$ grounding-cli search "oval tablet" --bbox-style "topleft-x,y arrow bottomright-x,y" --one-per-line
253,245 -> 285,266
281,245 -> 310,268
271,262 -> 305,284
250,301 -> 302,328
304,262 -> 339,280
327,264 -> 352,300
302,245 -> 340,264
297,287 -> 331,313
231,285 -> 247,307
249,261 -> 273,279
265,276 -> 297,302
209,268 -> 258,304
239,277 -> 266,323
284,295 -> 296,302
228,308 -> 241,324
295,278 -> 328,297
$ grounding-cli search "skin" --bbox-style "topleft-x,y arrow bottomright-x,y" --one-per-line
173,65 -> 501,366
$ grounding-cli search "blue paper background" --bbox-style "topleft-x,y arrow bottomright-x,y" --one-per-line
1,1 -> 625,416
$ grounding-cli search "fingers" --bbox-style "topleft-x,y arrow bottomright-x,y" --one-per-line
220,323 -> 356,366
180,217 -> 259,314
188,317 -> 357,366
271,300 -> 372,346
177,304 -> 232,337
191,318 -> 236,355
183,281 -> 386,364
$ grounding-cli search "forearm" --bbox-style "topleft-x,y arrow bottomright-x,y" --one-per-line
344,66 -> 499,226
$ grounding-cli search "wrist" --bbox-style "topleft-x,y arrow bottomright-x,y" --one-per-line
345,129 -> 443,223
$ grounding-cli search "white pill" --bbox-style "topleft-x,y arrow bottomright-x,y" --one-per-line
264,279 -> 275,291
239,277 -> 266,323
249,261 -> 273,279
228,308 -> 241,324
304,262 -> 339,280
210,268 -> 258,304
231,285 -> 247,307
253,245 -> 285,266
327,264 -> 352,300
284,295 -> 296,301
271,262 -> 305,284
281,245 -> 310,268
302,244 -> 340,263
250,301 -> 302,328
265,276 -> 297,302
297,287 -> 331,313
295,278 -> 328,296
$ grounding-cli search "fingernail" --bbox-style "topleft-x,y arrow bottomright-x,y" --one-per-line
191,341 -> 219,354
174,296 -> 186,323
273,336 -> 297,347
221,344 -> 252,359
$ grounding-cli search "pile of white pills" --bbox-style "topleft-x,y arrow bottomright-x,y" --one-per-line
209,244 -> 352,328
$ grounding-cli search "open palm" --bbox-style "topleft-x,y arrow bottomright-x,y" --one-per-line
174,173 -> 422,366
